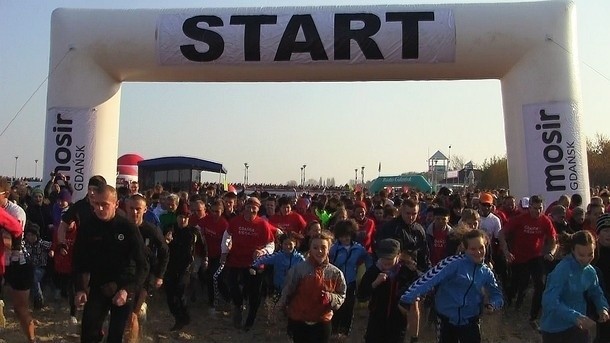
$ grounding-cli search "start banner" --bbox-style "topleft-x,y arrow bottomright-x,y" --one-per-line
157,6 -> 455,65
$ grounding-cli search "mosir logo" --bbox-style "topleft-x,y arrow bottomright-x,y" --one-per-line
535,109 -> 578,192
50,110 -> 87,192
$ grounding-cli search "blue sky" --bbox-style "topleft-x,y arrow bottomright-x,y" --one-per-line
1,0 -> 609,186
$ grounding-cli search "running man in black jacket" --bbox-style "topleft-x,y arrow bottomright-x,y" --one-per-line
125,193 -> 169,342
73,185 -> 149,343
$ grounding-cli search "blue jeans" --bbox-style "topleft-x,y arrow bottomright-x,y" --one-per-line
31,266 -> 45,302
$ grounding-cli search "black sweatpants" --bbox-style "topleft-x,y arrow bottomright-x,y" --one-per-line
288,319 -> 332,343
226,267 -> 263,326
56,273 -> 76,316
81,286 -> 133,343
331,281 -> 356,335
364,308 -> 407,343
165,271 -> 190,325
437,314 -> 481,343
206,257 -> 229,306
506,256 -> 545,320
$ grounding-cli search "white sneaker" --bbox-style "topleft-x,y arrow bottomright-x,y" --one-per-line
70,316 -> 78,325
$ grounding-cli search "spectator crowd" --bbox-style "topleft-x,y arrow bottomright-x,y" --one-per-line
2,174 -> 610,343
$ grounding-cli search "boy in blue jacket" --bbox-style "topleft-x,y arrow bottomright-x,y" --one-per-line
329,219 -> 373,336
399,229 -> 503,343
251,232 -> 305,296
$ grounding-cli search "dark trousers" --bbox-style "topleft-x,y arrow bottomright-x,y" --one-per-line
288,319 -> 332,343
437,314 -> 481,343
506,256 -> 545,320
165,271 -> 189,325
596,321 -> 610,343
81,287 -> 133,343
365,309 -> 407,343
206,257 -> 229,306
332,281 -> 356,335
226,267 -> 263,326
492,252 -> 510,290
57,273 -> 76,316
542,326 -> 589,343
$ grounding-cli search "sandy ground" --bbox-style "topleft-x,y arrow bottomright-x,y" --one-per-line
0,285 -> 546,343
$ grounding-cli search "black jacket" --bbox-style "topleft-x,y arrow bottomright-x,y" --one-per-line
139,221 -> 169,280
166,225 -> 206,276
73,214 -> 149,294
376,217 -> 431,272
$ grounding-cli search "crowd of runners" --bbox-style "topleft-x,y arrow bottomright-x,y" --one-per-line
2,174 -> 610,343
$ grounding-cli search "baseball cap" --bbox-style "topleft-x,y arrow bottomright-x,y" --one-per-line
479,193 -> 494,205
376,239 -> 401,259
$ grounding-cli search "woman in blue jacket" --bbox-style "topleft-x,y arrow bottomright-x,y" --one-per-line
540,230 -> 609,343
329,219 -> 373,336
399,229 -> 503,343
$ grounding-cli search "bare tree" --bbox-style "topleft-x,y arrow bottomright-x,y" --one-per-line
587,133 -> 610,188
450,154 -> 466,170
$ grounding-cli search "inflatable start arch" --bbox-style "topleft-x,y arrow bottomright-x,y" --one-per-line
45,1 -> 589,201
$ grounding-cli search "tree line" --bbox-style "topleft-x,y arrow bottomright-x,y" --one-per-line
477,134 -> 610,191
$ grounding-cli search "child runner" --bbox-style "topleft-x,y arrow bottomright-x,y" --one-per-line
399,229 -> 504,343
540,230 -> 609,343
24,223 -> 52,309
298,221 -> 322,256
251,232 -> 305,297
357,238 -> 419,343
277,230 -> 346,343
51,212 -> 78,324
328,219 -> 372,336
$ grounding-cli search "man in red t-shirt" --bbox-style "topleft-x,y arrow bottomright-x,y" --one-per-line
269,197 -> 307,236
500,195 -> 557,328
221,196 -> 275,330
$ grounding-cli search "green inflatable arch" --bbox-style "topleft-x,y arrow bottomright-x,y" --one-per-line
369,175 -> 433,194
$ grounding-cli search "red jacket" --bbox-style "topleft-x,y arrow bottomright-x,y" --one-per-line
355,217 -> 376,253
0,207 -> 23,275
52,226 -> 78,274
279,256 -> 347,323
